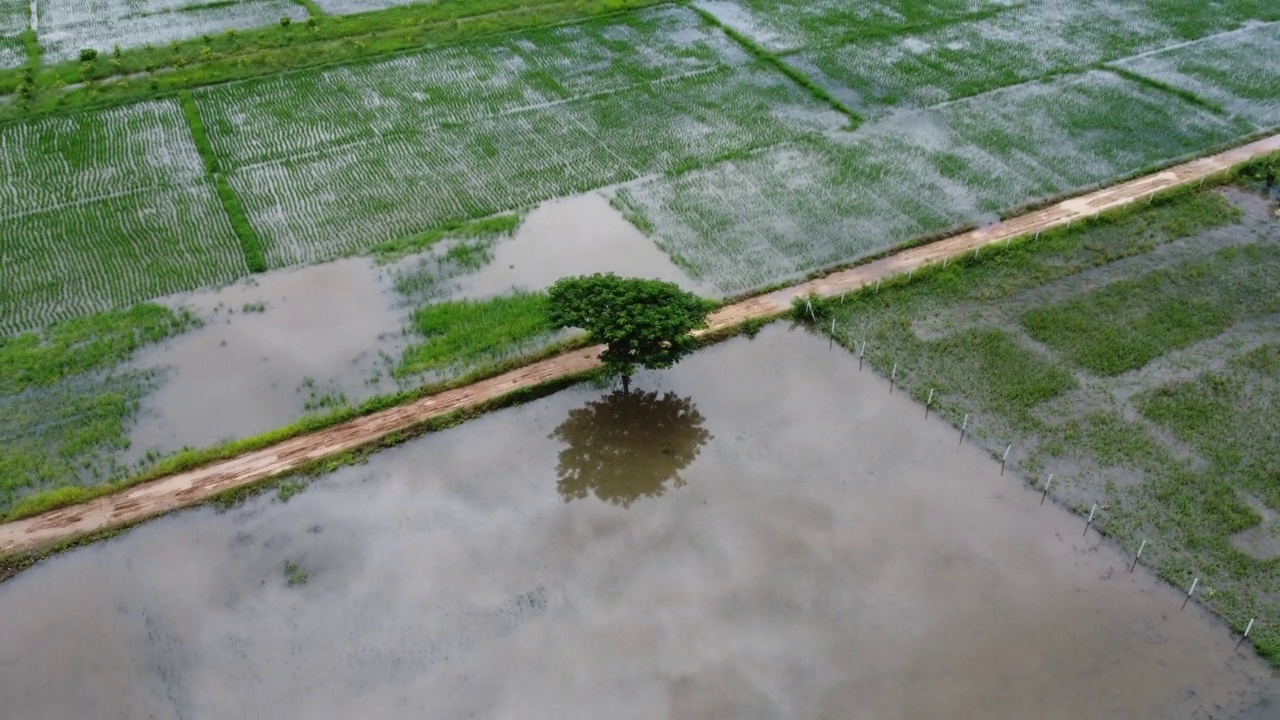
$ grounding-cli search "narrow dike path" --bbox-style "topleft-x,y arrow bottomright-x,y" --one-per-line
3,134 -> 1278,557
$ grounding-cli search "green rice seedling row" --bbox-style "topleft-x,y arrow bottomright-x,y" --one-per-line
192,7 -> 738,169
0,0 -> 26,34
0,100 -> 246,334
221,59 -> 839,266
0,37 -> 23,70
1113,23 -> 1280,129
789,2 -> 1193,117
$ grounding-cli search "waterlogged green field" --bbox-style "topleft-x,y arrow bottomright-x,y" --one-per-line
190,7 -> 843,265
1114,23 -> 1280,129
0,100 -> 247,334
809,186 -> 1280,660
3,1 -> 1277,330
2,0 -> 1280,513
614,70 -> 1247,293
0,304 -> 200,511
780,1 -> 1280,118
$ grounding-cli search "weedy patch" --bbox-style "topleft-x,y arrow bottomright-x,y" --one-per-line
283,559 -> 308,587
811,187 -> 1280,661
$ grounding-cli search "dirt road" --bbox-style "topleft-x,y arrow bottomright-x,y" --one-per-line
3,134 -> 1278,558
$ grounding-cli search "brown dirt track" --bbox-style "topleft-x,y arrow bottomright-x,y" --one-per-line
3,133 -> 1278,559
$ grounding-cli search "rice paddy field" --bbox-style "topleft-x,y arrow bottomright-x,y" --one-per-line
3,1 -> 1278,332
0,100 -> 247,335
0,0 -> 27,69
35,0 -> 309,63
2,0 -> 1280,586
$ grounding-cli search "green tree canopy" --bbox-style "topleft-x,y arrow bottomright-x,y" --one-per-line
547,274 -> 713,391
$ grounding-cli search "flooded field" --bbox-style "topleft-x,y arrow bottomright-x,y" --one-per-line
124,192 -> 702,463
124,258 -> 407,462
3,327 -> 1275,718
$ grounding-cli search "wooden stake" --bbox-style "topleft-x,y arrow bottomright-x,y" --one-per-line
1129,539 -> 1145,572
1083,503 -> 1097,536
925,388 -> 934,419
1180,578 -> 1199,610
889,363 -> 897,394
959,414 -> 969,444
1040,473 -> 1053,505
1235,618 -> 1255,649
1001,445 -> 1011,475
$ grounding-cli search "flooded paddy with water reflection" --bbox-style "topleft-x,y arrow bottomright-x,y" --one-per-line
3,327 -> 1275,718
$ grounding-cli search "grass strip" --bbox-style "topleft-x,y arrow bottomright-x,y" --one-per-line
292,0 -> 326,17
17,29 -> 40,70
685,2 -> 861,127
1022,243 -> 1280,376
178,90 -> 266,272
1104,65 -> 1228,116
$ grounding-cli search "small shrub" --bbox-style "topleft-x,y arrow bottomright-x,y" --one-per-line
79,48 -> 98,62
280,16 -> 292,27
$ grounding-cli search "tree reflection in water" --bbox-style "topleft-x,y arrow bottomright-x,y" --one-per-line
550,390 -> 712,507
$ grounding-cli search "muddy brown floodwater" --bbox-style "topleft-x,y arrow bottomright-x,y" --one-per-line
125,258 -> 407,462
2,327 -> 1275,719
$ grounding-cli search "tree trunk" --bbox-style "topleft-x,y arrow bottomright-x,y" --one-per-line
621,372 -> 631,395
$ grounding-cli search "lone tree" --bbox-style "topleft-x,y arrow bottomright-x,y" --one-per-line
547,273 -> 713,393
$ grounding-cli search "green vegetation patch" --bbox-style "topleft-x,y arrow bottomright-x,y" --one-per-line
0,100 -> 247,334
1139,345 -> 1280,513
812,187 -> 1279,661
0,304 -> 200,513
1023,243 -> 1280,376
399,292 -> 553,377
617,72 -> 1242,295
1113,23 -> 1280,129
0,303 -> 198,392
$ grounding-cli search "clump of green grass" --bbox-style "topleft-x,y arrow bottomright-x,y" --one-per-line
276,479 -> 308,503
371,213 -> 520,262
0,304 -> 198,394
283,560 -> 309,587
399,292 -> 553,377
1022,244 -> 1280,376
1138,344 -> 1280,512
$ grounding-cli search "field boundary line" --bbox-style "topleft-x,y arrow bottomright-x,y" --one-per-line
177,90 -> 267,272
1,132 -> 1278,560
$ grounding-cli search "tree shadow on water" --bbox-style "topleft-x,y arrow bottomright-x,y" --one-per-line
550,390 -> 713,508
